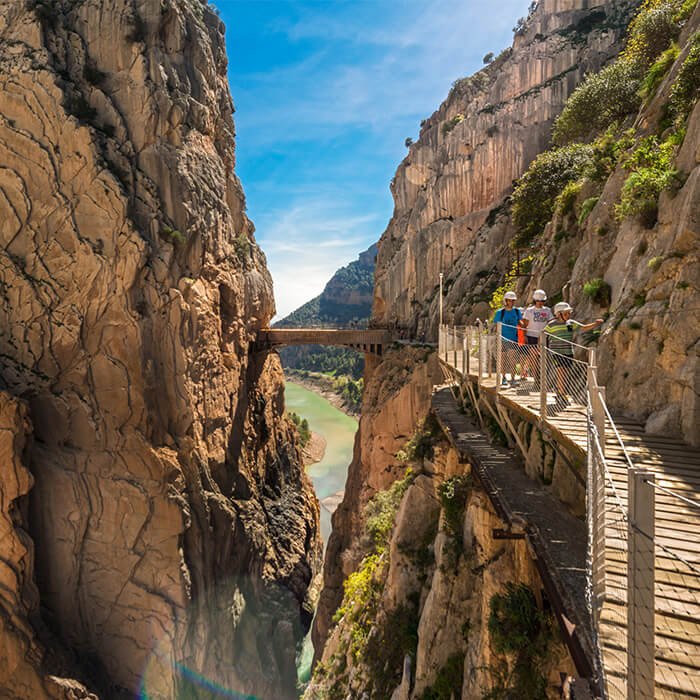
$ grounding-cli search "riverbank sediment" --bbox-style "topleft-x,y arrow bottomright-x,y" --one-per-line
283,370 -> 360,418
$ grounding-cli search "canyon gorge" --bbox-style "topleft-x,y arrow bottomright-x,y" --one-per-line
0,0 -> 698,698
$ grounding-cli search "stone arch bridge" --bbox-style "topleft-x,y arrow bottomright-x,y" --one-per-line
255,328 -> 392,357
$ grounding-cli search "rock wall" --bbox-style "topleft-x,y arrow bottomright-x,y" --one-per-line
306,442 -> 576,699
0,1 -> 321,697
373,0 -> 698,443
311,347 -> 443,664
373,0 -> 638,330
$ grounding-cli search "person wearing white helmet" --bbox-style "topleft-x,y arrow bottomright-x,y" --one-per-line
544,302 -> 603,405
520,289 -> 553,387
493,291 -> 522,387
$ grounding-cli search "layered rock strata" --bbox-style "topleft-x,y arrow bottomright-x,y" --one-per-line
373,0 -> 638,330
0,1 -> 321,697
373,0 -> 698,442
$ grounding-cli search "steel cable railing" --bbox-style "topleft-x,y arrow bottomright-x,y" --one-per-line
438,320 -> 700,699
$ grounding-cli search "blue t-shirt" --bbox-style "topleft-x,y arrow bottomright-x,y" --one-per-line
493,307 -> 521,342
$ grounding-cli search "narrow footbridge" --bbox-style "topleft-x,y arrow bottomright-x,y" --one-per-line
256,328 -> 392,356
437,323 -> 700,700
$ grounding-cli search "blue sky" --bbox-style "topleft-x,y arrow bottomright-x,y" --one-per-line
218,0 -> 531,319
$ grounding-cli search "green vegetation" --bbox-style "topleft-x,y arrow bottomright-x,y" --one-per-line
667,32 -> 700,124
648,255 -> 664,271
552,60 -> 643,144
555,180 -> 582,216
281,346 -> 364,380
438,473 -> 474,570
511,145 -> 592,244
161,225 -> 186,246
396,414 -> 446,464
578,196 -> 599,225
418,653 -> 465,700
583,278 -> 612,305
485,583 -> 557,700
640,43 -> 679,100
438,474 -> 473,542
363,603 -> 420,698
233,234 -> 250,261
616,135 -> 682,225
288,411 -> 311,447
441,113 -> 465,135
489,256 -> 533,312
333,375 -> 364,411
364,469 -> 415,549
483,52 -> 495,64
319,470 -> 421,695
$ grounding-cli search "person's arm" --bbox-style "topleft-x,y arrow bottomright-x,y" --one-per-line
579,319 -> 603,331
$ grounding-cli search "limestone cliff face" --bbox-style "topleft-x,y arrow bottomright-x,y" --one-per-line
312,348 -> 443,664
437,8 -> 700,445
373,0 -> 638,328
0,1 -> 321,697
373,0 -> 698,443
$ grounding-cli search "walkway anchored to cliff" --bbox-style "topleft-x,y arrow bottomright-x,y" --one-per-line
256,328 -> 392,356
437,323 -> 700,700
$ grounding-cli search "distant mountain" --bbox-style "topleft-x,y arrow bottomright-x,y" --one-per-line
275,243 -> 377,328
275,243 -> 377,381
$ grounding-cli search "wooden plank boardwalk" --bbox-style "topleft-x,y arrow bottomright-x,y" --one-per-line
439,349 -> 700,698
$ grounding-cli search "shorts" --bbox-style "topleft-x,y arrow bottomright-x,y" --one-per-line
526,336 -> 539,346
552,354 -> 573,370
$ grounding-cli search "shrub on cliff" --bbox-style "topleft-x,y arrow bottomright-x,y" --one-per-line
552,60 -> 643,144
511,144 -> 593,244
553,0 -> 693,143
616,135 -> 682,225
667,32 -> 700,123
486,583 -> 556,699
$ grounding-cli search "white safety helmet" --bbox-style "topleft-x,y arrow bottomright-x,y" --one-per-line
533,289 -> 547,301
554,302 -> 573,315
503,291 -> 517,301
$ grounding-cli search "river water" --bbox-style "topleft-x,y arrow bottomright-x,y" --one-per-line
285,381 -> 358,686
285,381 -> 358,544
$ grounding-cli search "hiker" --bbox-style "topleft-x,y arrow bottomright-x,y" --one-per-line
544,302 -> 603,405
493,291 -> 522,386
520,289 -> 553,386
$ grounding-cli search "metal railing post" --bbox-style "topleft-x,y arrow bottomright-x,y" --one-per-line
477,323 -> 483,388
587,364 -> 606,457
453,327 -> 458,367
627,469 -> 656,700
486,322 -> 492,379
496,322 -> 502,391
539,333 -> 547,422
462,330 -> 467,375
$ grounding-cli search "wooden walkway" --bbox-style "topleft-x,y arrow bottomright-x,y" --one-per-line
439,349 -> 700,699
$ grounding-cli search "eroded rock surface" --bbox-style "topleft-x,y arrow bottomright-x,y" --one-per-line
0,1 -> 321,697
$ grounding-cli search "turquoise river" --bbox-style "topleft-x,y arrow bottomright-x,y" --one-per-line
285,380 -> 358,685
285,381 -> 358,544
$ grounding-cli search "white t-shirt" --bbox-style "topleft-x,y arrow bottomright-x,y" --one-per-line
523,305 -> 554,337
